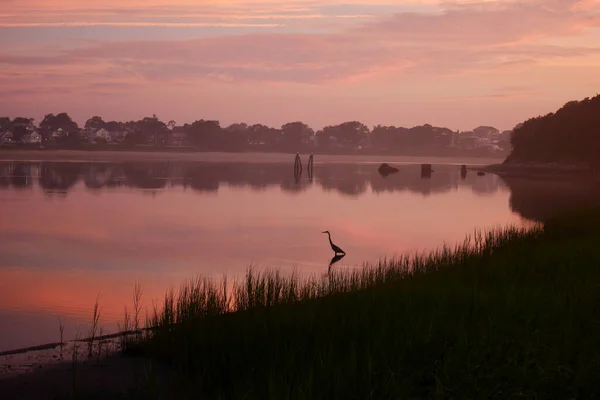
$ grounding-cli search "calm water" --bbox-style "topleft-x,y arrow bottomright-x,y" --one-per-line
1,156 -> 599,351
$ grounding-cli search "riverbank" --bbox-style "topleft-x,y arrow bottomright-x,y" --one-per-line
0,148 -> 504,165
2,207 -> 600,399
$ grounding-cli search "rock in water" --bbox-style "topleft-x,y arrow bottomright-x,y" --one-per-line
378,163 -> 399,177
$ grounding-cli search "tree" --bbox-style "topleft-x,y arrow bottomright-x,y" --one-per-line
137,115 -> 168,146
85,116 -> 105,131
507,94 -> 600,164
246,124 -> 280,147
104,121 -> 122,131
280,122 -> 313,150
167,120 -> 176,130
0,117 -> 10,131
40,113 -> 79,134
8,117 -> 34,143
321,121 -> 369,148
223,123 -> 248,151
186,120 -> 222,149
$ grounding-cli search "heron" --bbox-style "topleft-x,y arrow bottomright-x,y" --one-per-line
321,231 -> 346,255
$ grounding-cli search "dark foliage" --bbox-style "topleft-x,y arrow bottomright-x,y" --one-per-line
507,94 -> 600,164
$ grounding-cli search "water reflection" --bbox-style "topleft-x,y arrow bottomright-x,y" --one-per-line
502,176 -> 600,222
0,161 -> 508,198
328,253 -> 346,270
2,161 -> 599,223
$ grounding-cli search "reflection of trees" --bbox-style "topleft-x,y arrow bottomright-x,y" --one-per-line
39,163 -> 82,194
83,164 -> 120,189
317,165 -> 369,197
8,160 -> 600,223
11,163 -> 34,189
0,163 -> 15,188
501,175 -> 600,222
123,163 -> 169,190
0,161 -> 506,197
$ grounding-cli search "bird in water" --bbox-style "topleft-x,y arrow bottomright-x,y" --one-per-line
321,231 -> 346,255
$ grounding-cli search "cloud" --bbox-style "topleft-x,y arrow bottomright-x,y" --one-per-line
0,0 -> 599,92
0,22 -> 285,28
0,1 -> 408,29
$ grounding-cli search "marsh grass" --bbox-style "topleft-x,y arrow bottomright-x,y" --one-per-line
71,330 -> 81,399
58,318 -> 65,359
125,210 -> 600,398
87,295 -> 101,359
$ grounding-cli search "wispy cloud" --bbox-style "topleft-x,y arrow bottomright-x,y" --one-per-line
0,1 -> 409,29
0,22 -> 286,28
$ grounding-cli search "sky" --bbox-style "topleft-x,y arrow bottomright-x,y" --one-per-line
1,0 -> 600,131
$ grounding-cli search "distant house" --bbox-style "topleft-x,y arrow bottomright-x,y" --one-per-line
88,128 -> 112,143
48,128 -> 68,140
0,131 -> 14,145
107,130 -> 127,143
21,131 -> 42,144
168,128 -> 188,146
473,126 -> 500,138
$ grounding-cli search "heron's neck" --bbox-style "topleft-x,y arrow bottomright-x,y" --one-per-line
327,233 -> 333,246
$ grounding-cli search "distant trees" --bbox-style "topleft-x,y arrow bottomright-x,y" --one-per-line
0,117 -> 10,131
85,116 -> 105,131
40,113 -> 79,134
185,119 -> 222,149
507,94 -> 600,164
104,121 -> 122,131
318,121 -> 369,149
7,117 -> 34,143
1,109 -> 515,156
369,124 -> 455,150
280,122 -> 314,150
136,115 -> 168,145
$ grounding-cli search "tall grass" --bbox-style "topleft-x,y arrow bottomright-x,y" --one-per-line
126,212 -> 600,398
87,295 -> 101,358
147,224 -> 542,328
58,318 -> 65,359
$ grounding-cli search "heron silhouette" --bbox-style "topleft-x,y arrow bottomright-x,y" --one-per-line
321,231 -> 346,255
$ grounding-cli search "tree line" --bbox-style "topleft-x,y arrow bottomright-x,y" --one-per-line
507,94 -> 600,164
1,112 -> 510,155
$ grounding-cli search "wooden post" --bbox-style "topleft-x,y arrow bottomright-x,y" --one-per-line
421,164 -> 432,178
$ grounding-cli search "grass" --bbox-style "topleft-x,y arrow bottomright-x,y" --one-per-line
87,295 -> 101,359
119,207 -> 600,399
58,318 -> 65,359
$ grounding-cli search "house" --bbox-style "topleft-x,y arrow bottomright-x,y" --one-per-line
88,128 -> 112,143
21,131 -> 42,144
107,130 -> 127,143
0,131 -> 14,145
168,128 -> 188,146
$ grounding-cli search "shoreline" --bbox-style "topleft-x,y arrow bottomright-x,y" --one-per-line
475,161 -> 596,178
0,149 -> 504,164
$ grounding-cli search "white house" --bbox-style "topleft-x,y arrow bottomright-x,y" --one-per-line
88,128 -> 112,143
0,131 -> 14,145
22,131 -> 42,144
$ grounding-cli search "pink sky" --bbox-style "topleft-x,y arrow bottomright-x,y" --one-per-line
1,0 -> 600,131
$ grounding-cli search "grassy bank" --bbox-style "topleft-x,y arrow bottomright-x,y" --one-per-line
124,208 -> 600,399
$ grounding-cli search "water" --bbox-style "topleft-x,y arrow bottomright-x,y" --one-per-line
1,156 -> 598,352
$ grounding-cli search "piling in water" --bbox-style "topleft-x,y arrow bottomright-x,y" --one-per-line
421,164 -> 433,178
